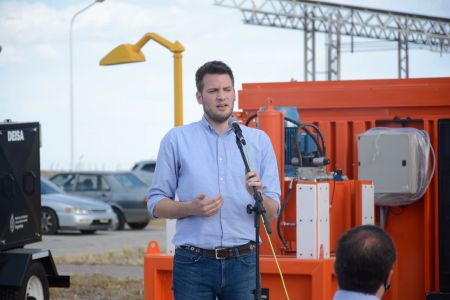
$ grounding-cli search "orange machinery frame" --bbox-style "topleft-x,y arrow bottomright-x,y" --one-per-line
144,77 -> 450,300
236,77 -> 450,299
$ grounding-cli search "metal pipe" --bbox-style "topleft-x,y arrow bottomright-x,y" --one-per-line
69,0 -> 104,170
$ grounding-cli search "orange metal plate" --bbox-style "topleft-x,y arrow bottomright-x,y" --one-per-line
144,253 -> 337,300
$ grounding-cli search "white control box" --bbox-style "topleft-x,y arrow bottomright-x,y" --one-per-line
296,182 -> 330,259
358,131 -> 420,194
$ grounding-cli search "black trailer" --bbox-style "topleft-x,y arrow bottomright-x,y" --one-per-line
0,121 -> 69,299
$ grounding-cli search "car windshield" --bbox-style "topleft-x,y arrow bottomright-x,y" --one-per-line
41,178 -> 64,194
113,173 -> 147,189
132,161 -> 156,172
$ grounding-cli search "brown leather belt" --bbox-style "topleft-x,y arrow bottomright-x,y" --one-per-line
179,242 -> 256,260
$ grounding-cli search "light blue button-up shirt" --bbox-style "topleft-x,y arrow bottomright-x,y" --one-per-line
333,290 -> 380,300
148,117 -> 281,249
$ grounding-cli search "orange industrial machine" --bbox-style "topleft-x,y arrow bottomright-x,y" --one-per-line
144,77 -> 450,300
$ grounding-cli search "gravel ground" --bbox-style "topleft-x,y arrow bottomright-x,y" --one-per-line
57,264 -> 143,279
29,220 -> 167,279
32,220 -> 166,256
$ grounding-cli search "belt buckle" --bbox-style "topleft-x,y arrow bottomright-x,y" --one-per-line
215,248 -> 227,259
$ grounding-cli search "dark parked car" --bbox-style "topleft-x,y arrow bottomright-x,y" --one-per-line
50,172 -> 150,230
41,177 -> 116,234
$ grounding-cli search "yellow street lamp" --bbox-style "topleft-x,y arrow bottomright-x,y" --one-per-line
99,32 -> 185,127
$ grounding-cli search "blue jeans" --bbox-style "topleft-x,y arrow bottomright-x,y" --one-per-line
172,247 -> 257,300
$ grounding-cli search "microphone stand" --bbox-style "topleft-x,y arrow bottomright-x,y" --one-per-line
234,135 -> 272,300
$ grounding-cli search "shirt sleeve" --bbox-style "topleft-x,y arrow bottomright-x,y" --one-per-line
259,131 -> 281,214
147,130 -> 179,218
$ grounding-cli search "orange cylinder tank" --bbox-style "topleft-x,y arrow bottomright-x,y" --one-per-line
257,101 -> 285,200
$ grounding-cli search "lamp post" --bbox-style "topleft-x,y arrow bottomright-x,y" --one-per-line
99,32 -> 185,127
69,0 -> 104,170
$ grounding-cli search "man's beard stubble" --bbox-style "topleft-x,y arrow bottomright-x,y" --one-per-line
203,106 -> 233,124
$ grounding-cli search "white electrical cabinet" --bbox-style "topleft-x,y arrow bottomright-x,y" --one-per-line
358,131 -> 420,194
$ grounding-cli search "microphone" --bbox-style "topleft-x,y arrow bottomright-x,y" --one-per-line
228,116 -> 246,145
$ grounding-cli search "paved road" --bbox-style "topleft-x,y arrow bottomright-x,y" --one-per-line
30,220 -> 166,257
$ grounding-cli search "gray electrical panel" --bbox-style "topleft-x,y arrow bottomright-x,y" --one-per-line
358,131 -> 420,194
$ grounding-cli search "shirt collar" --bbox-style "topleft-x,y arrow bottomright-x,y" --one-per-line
200,115 -> 214,132
335,289 -> 380,300
200,115 -> 233,135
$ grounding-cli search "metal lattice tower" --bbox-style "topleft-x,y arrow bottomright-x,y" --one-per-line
304,7 -> 316,81
214,0 -> 450,80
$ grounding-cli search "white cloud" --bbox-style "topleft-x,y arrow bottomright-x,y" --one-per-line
0,45 -> 24,64
0,2 -> 68,43
35,43 -> 58,59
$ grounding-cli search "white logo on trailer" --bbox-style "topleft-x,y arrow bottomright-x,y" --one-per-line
7,130 -> 25,142
9,214 -> 15,233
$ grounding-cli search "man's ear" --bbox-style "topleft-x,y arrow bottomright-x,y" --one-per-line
387,269 -> 393,285
384,269 -> 394,291
196,91 -> 202,104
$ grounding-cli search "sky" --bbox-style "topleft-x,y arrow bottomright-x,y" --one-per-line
1,0 -> 449,171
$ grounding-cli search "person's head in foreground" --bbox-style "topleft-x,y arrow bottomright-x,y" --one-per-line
334,225 -> 396,299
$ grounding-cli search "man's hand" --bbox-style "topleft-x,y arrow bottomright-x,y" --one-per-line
153,194 -> 223,219
246,171 -> 263,195
190,193 -> 223,217
245,171 -> 278,220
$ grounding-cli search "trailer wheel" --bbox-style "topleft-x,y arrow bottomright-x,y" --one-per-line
41,207 -> 58,234
0,262 -> 49,300
22,261 -> 49,300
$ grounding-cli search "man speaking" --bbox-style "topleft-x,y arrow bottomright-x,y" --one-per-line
148,61 -> 280,300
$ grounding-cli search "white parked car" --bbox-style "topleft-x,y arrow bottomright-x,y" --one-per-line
41,177 -> 117,234
131,160 -> 156,185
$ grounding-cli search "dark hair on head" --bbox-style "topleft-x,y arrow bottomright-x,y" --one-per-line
195,61 -> 234,92
334,225 -> 396,294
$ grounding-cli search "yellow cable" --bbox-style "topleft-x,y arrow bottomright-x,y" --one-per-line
262,218 -> 291,300
244,144 -> 291,300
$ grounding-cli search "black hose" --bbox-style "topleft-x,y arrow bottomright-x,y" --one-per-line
243,113 -> 326,158
284,116 -> 326,157
299,122 -> 327,157
277,180 -> 294,251
245,113 -> 258,126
